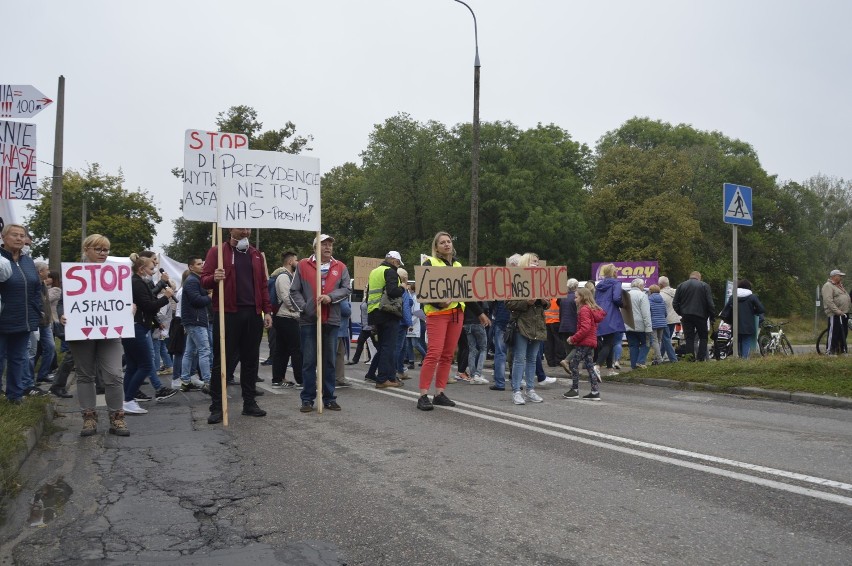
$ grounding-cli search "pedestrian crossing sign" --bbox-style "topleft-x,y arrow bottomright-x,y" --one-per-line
723,183 -> 753,226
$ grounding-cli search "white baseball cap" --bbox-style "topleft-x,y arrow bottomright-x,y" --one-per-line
830,269 -> 846,277
386,251 -> 404,265
312,234 -> 335,246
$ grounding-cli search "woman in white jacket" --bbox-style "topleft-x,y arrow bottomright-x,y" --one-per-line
624,278 -> 652,369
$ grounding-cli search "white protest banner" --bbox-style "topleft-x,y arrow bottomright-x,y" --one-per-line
414,265 -> 568,302
183,129 -> 249,222
215,148 -> 320,230
0,120 -> 37,199
0,85 -> 53,118
62,262 -> 135,341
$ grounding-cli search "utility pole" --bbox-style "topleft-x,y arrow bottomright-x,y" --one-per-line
49,75 -> 65,268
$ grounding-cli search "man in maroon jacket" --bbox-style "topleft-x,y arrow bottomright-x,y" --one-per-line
202,227 -> 273,424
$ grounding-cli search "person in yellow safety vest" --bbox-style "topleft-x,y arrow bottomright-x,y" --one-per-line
417,231 -> 466,411
543,297 -> 566,367
366,251 -> 406,389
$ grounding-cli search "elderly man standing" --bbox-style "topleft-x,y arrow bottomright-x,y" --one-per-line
202,228 -> 274,424
673,271 -> 715,362
290,234 -> 351,413
821,269 -> 850,355
366,251 -> 406,389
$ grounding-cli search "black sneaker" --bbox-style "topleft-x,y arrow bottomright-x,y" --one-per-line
260,358 -> 273,366
280,382 -> 296,388
242,404 -> 267,417
155,387 -> 177,401
417,394 -> 434,411
324,401 -> 342,411
134,390 -> 153,402
489,385 -> 505,391
432,392 -> 456,407
300,403 -> 314,413
49,387 -> 73,399
582,392 -> 601,401
255,376 -> 265,383
201,383 -> 211,395
271,381 -> 284,387
27,387 -> 48,397
208,412 -> 223,424
562,389 -> 580,399
181,382 -> 201,392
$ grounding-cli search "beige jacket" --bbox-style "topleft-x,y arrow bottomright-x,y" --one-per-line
821,279 -> 850,316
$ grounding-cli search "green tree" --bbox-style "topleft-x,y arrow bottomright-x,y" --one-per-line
26,164 -> 161,261
165,106 -> 313,263
318,162 -> 374,268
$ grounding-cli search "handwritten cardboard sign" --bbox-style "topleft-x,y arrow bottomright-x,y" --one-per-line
62,262 -> 135,340
0,120 -> 37,200
183,129 -> 249,222
215,148 -> 320,230
414,266 -> 568,302
353,256 -> 384,290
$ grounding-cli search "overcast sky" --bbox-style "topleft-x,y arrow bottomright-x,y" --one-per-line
6,0 -> 851,251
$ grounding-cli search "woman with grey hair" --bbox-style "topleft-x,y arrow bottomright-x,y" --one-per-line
624,278 -> 652,369
558,278 -> 580,374
658,276 -> 680,361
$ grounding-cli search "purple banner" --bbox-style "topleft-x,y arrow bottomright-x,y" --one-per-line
591,261 -> 659,286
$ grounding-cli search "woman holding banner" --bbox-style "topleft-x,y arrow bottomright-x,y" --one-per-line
67,235 -> 130,437
507,252 -> 548,405
417,231 -> 466,411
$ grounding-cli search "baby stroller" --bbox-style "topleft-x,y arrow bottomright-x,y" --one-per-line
711,321 -> 733,360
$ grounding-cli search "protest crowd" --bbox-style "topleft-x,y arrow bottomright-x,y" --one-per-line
1,223 -> 850,436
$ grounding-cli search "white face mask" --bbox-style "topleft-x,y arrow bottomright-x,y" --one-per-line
235,237 -> 249,251
142,274 -> 153,282
21,245 -> 31,256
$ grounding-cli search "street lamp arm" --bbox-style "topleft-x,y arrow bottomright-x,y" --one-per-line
453,0 -> 480,67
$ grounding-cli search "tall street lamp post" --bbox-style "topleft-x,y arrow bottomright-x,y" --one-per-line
454,0 -> 481,266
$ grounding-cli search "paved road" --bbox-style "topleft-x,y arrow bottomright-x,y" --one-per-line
2,358 -> 850,565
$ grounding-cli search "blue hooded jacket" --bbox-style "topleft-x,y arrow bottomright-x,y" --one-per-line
594,278 -> 625,336
649,293 -> 668,330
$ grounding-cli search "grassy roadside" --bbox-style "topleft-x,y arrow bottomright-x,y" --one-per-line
615,354 -> 852,398
0,397 -> 52,499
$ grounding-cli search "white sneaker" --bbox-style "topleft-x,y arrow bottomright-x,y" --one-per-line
471,374 -> 489,384
613,362 -> 621,370
190,377 -> 205,387
593,365 -> 603,382
525,389 -> 544,403
171,379 -> 182,389
512,391 -> 526,405
123,399 -> 148,414
539,376 -> 557,386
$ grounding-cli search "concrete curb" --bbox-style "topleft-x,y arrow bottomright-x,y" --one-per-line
4,402 -> 55,493
606,374 -> 852,409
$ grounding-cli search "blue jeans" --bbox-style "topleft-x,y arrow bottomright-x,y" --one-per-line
372,319 -> 399,384
122,323 -> 155,401
36,325 -> 56,381
738,334 -> 755,359
24,331 -> 38,390
465,324 -> 487,377
511,333 -> 541,393
182,325 -> 212,382
300,323 -> 338,406
1,331 -> 31,400
626,331 -> 649,368
154,338 -> 172,370
492,324 -> 507,388
145,332 -> 163,390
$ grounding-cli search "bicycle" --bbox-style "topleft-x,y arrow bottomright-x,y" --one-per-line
815,317 -> 852,355
758,321 -> 794,356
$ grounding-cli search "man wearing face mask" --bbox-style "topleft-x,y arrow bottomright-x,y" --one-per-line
201,228 -> 274,424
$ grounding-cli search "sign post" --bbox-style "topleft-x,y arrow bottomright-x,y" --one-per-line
723,183 -> 753,358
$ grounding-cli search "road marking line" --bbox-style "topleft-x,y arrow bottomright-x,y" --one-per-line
368,386 -> 852,504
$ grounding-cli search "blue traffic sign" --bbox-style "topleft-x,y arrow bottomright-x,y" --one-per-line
723,183 -> 753,226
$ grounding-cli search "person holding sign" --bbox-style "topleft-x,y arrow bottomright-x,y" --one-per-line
290,234 -> 351,413
366,251 -> 406,389
202,228 -> 274,424
416,231 -> 465,411
507,253 -> 548,405
0,224 -> 39,404
66,235 -> 130,436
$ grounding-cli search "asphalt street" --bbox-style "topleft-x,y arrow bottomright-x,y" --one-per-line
1,352 -> 850,565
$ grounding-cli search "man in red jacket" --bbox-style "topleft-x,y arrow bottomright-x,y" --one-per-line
202,227 -> 273,424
